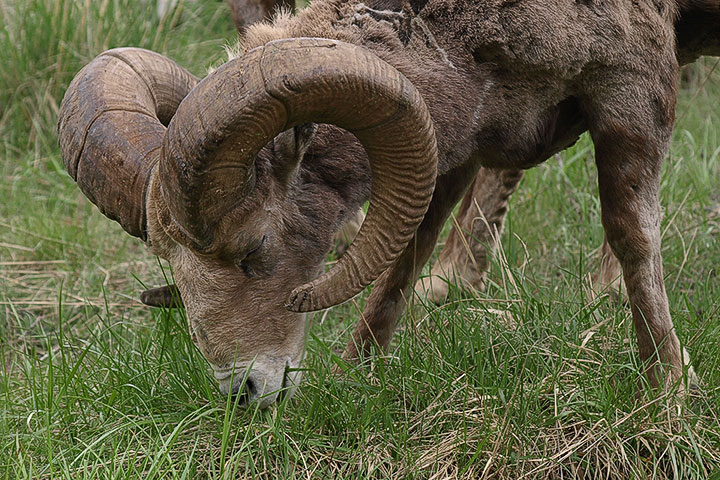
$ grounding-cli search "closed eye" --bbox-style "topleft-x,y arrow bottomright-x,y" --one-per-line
246,235 -> 266,258
238,235 -> 266,277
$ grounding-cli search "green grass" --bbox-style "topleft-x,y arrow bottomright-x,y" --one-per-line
1,0 -> 719,478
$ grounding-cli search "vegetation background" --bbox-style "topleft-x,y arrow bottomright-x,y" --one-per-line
1,0 -> 718,478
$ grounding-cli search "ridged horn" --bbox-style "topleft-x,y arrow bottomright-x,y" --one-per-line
58,48 -> 198,240
158,38 -> 437,310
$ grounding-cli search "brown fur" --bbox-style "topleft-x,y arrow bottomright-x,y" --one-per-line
141,0 -> 719,403
421,0 -> 719,302
227,0 -> 295,31
417,0 -> 718,389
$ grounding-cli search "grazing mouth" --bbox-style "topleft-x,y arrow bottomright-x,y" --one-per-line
212,357 -> 299,403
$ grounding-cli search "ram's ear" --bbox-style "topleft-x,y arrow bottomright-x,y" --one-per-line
272,123 -> 318,185
140,284 -> 184,308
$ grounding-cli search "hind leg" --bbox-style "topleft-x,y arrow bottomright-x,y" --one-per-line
415,167 -> 523,303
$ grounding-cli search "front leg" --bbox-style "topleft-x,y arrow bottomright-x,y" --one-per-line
586,71 -> 694,391
342,163 -> 478,360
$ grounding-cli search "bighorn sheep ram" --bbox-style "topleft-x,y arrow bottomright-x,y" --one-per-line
58,0 -> 719,407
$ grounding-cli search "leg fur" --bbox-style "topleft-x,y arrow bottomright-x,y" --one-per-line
342,164 -> 479,360
586,68 -> 694,391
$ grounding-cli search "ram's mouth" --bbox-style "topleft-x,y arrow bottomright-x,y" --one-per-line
211,356 -> 301,405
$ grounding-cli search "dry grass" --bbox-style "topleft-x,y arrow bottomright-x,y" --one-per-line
1,2 -> 719,478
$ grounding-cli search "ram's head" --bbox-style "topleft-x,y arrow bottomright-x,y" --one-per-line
58,39 -> 437,407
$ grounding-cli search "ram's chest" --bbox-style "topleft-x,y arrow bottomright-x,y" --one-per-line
352,2 -> 579,168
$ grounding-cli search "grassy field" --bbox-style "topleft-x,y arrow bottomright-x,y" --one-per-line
1,0 -> 719,478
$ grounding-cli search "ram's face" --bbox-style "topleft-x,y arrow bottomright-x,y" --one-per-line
166,234 -> 316,406
58,39 -> 438,408
144,185 -> 334,406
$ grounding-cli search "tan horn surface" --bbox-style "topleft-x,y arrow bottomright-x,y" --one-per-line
160,38 -> 437,309
140,284 -> 184,308
58,48 -> 198,239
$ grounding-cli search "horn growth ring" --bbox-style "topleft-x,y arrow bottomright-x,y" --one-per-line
159,38 -> 438,310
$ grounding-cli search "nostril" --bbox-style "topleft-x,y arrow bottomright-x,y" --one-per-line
230,383 -> 248,404
230,377 -> 256,404
245,378 -> 256,397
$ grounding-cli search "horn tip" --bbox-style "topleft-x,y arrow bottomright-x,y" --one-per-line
286,285 -> 314,312
140,285 -> 184,308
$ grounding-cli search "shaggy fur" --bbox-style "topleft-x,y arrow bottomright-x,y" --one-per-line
421,0 -> 719,313
210,0 -> 702,393
133,0 -> 720,404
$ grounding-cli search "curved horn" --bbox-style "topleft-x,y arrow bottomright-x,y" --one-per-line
158,38 -> 437,310
58,48 -> 198,240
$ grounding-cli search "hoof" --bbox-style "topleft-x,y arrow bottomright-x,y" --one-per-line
414,274 -> 450,305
